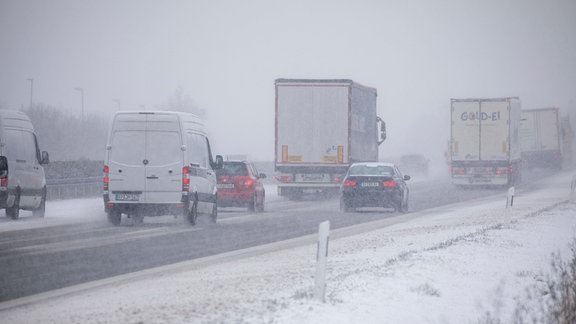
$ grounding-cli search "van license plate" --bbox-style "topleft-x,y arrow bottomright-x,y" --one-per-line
116,193 -> 140,201
217,183 -> 235,189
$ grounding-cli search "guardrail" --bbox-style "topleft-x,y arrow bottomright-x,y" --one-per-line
47,177 -> 102,200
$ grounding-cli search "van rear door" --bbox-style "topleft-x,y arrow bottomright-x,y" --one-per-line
108,123 -> 147,203
108,113 -> 183,204
143,119 -> 182,203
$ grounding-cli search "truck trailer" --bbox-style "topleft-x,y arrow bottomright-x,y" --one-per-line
450,97 -> 522,187
520,107 -> 563,169
275,79 -> 386,199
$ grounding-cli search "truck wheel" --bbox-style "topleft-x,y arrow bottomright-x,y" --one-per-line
187,200 -> 198,225
6,190 -> 20,220
107,209 -> 122,226
33,188 -> 47,218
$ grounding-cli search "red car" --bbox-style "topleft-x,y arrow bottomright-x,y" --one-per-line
216,161 -> 266,212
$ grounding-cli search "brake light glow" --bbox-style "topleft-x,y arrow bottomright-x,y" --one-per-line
382,180 -> 397,187
103,165 -> 109,191
243,178 -> 254,188
343,179 -> 357,187
276,176 -> 293,182
496,167 -> 509,175
182,167 -> 190,192
1,177 -> 7,188
452,167 -> 466,175
334,176 -> 342,183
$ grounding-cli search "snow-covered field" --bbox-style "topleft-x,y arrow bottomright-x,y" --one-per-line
2,172 -> 576,323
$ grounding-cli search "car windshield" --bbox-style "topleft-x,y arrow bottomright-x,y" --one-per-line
217,162 -> 248,176
349,165 -> 394,176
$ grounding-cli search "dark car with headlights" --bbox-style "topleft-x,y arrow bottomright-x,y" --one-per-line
216,161 -> 266,212
340,162 -> 410,213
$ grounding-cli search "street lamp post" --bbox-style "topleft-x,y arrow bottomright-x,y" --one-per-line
74,87 -> 84,122
27,78 -> 34,109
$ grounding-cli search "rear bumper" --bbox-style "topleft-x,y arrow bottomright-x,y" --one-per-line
341,190 -> 401,208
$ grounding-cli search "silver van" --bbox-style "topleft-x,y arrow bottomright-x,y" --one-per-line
103,111 -> 223,225
0,110 -> 50,219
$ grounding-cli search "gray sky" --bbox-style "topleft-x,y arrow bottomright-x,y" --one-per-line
1,0 -> 575,162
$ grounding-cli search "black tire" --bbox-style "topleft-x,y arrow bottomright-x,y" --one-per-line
107,209 -> 122,226
340,197 -> 354,213
248,194 -> 256,212
210,202 -> 218,224
33,188 -> 47,218
256,192 -> 265,213
6,190 -> 20,220
187,200 -> 198,225
401,193 -> 409,213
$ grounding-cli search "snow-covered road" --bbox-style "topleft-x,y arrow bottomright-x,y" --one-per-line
2,171 -> 576,323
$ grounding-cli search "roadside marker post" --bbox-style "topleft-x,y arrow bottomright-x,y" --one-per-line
506,186 -> 515,208
571,175 -> 576,201
315,220 -> 330,302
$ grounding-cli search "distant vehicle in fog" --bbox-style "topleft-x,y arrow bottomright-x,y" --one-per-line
0,110 -> 49,219
520,107 -> 563,170
216,160 -> 266,212
274,79 -> 386,200
450,97 -> 522,187
340,162 -> 410,213
103,111 -> 223,226
399,154 -> 429,176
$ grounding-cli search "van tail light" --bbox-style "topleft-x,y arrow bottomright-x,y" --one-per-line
103,165 -> 109,192
343,179 -> 357,187
382,180 -> 397,187
182,167 -> 190,192
243,178 -> 254,188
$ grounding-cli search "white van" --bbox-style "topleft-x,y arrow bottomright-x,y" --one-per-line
103,111 -> 223,225
0,110 -> 50,219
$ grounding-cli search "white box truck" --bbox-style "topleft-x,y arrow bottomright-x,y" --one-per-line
275,79 -> 386,198
520,107 -> 563,169
103,111 -> 223,226
450,97 -> 522,187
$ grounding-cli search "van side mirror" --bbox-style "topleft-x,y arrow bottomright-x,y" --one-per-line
212,155 -> 223,170
40,151 -> 50,165
0,156 -> 8,178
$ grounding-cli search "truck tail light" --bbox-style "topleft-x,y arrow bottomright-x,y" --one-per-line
276,176 -> 293,183
451,167 -> 466,175
103,165 -> 109,191
496,167 -> 509,175
182,167 -> 190,192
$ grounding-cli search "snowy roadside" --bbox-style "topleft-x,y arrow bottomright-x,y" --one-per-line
2,172 -> 576,323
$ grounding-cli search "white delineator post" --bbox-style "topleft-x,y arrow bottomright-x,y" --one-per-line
506,186 -> 515,208
315,220 -> 330,302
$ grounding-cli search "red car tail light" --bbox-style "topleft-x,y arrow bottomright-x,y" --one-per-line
343,179 -> 357,187
382,180 -> 397,187
243,178 -> 254,188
